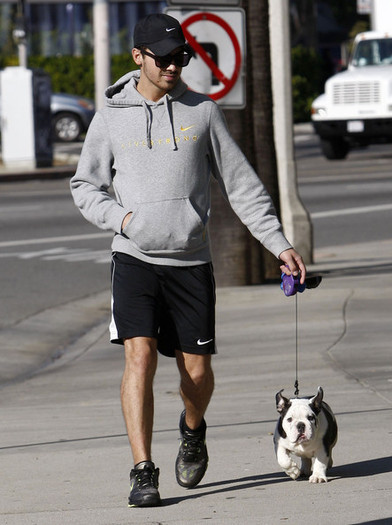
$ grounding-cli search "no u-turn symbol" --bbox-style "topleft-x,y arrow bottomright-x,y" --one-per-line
166,8 -> 246,108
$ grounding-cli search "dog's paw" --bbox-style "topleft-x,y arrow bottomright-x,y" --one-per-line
309,473 -> 328,483
285,463 -> 301,480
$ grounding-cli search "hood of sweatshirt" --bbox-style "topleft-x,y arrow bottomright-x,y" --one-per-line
104,70 -> 188,150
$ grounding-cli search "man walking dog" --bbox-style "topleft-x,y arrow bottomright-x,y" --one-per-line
70,13 -> 306,507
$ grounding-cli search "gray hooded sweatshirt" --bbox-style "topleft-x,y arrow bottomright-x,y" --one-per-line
70,70 -> 292,266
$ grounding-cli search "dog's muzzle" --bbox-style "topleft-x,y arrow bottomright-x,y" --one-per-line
295,422 -> 308,443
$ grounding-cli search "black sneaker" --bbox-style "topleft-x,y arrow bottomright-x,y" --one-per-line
175,410 -> 208,488
128,461 -> 162,508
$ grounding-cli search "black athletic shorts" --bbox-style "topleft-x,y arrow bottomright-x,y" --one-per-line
110,252 -> 216,357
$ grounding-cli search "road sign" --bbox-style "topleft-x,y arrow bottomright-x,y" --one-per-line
357,0 -> 372,14
166,8 -> 246,108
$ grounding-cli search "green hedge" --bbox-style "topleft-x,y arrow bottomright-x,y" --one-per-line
0,54 -> 138,100
1,48 -> 325,121
291,45 -> 326,123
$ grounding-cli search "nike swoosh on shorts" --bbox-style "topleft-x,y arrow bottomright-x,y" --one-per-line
197,338 -> 213,346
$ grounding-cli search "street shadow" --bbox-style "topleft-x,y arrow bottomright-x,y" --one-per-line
316,262 -> 392,278
163,456 -> 392,507
330,456 -> 392,479
163,471 -> 289,506
294,142 -> 324,160
352,517 -> 392,525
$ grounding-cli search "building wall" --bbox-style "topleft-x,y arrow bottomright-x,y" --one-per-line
0,1 -> 167,57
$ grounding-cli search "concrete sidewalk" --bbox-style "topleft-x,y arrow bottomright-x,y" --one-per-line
1,237 -> 391,524
0,144 -> 80,182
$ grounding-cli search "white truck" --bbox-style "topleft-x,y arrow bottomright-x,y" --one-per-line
311,31 -> 392,159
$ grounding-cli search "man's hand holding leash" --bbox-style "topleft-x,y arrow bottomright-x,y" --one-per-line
279,248 -> 306,284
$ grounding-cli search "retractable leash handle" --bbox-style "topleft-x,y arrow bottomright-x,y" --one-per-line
280,272 -> 322,297
280,273 -> 305,296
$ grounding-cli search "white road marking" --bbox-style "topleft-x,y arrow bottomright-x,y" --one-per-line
0,232 -> 112,249
0,205 -> 42,214
0,247 -> 111,264
311,203 -> 392,219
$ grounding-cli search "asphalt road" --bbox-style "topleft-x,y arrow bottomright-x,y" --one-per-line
0,179 -> 111,329
296,131 -> 392,248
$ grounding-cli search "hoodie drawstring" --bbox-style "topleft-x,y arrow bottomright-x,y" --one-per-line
164,95 -> 178,151
142,101 -> 153,149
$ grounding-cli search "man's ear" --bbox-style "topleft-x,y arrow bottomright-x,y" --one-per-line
132,47 -> 143,66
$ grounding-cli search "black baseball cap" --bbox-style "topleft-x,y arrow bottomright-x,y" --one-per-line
133,14 -> 186,56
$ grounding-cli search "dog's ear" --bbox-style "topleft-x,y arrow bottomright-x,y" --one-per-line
310,386 -> 324,412
276,389 -> 291,413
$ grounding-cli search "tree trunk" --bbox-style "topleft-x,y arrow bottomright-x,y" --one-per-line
209,0 -> 282,285
246,0 -> 281,280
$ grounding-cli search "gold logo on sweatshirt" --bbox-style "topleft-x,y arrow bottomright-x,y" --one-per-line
121,133 -> 198,149
180,125 -> 195,132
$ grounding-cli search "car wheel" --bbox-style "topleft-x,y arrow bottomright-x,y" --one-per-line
53,112 -> 82,142
320,138 -> 350,160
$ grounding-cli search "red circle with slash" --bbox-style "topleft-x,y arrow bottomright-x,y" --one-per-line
181,12 -> 242,100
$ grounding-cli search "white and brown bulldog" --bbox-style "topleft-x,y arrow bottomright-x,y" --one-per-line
273,387 -> 338,483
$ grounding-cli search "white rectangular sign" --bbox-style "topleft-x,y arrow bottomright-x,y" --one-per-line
166,8 -> 246,109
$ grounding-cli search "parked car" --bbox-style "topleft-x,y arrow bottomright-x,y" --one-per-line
0,92 -> 95,143
51,92 -> 95,142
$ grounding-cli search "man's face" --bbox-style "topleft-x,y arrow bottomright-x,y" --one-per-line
133,46 -> 183,98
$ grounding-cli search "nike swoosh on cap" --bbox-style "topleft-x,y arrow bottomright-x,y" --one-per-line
166,27 -> 176,32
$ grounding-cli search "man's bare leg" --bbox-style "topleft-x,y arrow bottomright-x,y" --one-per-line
175,351 -> 214,487
176,351 -> 214,429
121,337 -> 157,465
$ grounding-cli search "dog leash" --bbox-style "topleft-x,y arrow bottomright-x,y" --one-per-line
294,293 -> 299,396
281,271 -> 322,397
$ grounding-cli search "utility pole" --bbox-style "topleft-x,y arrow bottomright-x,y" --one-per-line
93,0 -> 111,110
13,0 -> 27,68
269,0 -> 313,263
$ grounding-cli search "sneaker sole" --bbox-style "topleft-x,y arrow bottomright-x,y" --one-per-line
128,497 -> 162,508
